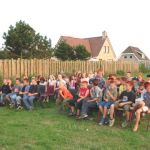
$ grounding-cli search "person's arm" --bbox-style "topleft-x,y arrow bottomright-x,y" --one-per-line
77,90 -> 89,102
107,90 -> 117,101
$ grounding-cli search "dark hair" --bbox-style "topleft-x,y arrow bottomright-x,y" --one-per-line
40,77 -> 45,82
144,82 -> 150,88
24,78 -> 29,83
92,79 -> 99,86
126,81 -> 134,87
16,78 -> 21,82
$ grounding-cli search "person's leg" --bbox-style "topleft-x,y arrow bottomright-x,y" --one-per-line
10,93 -> 17,106
68,99 -> 76,114
99,101 -> 105,114
76,100 -> 83,116
133,108 -> 143,132
0,93 -> 6,104
81,99 -> 89,116
110,104 -> 115,120
103,106 -> 108,118
122,105 -> 131,128
109,104 -> 115,127
28,96 -> 36,108
16,96 -> 23,109
23,95 -> 30,110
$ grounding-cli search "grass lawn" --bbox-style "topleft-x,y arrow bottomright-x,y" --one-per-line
0,102 -> 150,150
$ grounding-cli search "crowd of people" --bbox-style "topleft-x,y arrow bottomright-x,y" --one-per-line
0,69 -> 150,132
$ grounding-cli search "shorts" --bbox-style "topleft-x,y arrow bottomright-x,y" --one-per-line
142,106 -> 149,112
122,104 -> 130,111
98,101 -> 114,109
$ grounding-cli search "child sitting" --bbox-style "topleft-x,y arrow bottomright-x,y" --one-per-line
76,81 -> 90,118
98,80 -> 117,126
115,81 -> 136,128
58,83 -> 74,113
79,79 -> 102,119
133,82 -> 150,132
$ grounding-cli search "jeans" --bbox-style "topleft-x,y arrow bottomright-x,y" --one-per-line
16,96 -> 22,105
23,95 -> 36,110
81,100 -> 98,115
0,93 -> 6,104
9,93 -> 17,104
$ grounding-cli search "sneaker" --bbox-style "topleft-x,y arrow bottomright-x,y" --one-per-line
104,118 -> 109,125
9,104 -> 15,108
68,112 -> 76,116
122,120 -> 129,128
109,119 -> 115,127
78,114 -> 88,119
17,106 -> 23,110
99,117 -> 105,125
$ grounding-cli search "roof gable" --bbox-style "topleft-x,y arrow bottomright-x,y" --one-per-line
60,36 -> 106,57
122,46 -> 149,60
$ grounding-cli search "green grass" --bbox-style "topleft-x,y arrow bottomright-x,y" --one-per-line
0,102 -> 150,150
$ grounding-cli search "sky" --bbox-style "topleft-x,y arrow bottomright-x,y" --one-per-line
0,0 -> 150,58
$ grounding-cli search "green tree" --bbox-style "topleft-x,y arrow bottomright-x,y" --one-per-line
54,40 -> 76,61
3,20 -> 52,59
54,41 -> 91,60
74,45 -> 91,60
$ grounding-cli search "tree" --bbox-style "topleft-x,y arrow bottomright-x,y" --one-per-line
54,41 -> 91,61
54,40 -> 76,61
3,20 -> 52,59
74,45 -> 91,60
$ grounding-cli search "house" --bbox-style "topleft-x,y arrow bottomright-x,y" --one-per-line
57,31 -> 116,61
119,46 -> 149,62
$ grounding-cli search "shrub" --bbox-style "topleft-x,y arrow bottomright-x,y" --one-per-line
0,72 -> 3,86
139,63 -> 150,73
116,70 -> 125,76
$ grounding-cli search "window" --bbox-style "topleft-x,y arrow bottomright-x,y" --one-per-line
104,46 -> 107,53
107,46 -> 109,53
124,56 -> 127,59
130,56 -> 132,58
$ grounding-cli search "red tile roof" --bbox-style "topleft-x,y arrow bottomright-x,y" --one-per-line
60,36 -> 106,57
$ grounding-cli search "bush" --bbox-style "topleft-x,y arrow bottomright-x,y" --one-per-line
0,72 -> 3,86
139,63 -> 150,73
116,70 -> 125,76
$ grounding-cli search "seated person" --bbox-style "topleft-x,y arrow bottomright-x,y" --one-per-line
98,80 -> 117,126
16,78 -> 30,110
115,81 -> 136,128
133,82 -> 150,132
9,78 -> 22,108
0,79 -> 12,105
79,79 -> 102,119
23,79 -> 38,110
38,77 -> 47,104
134,82 -> 146,106
75,81 -> 90,118
58,82 -> 74,113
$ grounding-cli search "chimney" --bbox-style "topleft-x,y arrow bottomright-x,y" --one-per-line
102,31 -> 107,39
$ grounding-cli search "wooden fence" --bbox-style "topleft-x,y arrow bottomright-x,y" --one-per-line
0,59 -> 139,78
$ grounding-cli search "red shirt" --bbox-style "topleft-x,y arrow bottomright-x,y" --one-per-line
79,88 -> 89,97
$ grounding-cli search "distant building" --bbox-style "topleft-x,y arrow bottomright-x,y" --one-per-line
57,31 -> 116,61
119,46 -> 149,62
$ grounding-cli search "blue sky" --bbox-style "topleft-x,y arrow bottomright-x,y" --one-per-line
0,0 -> 150,58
